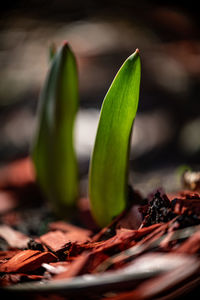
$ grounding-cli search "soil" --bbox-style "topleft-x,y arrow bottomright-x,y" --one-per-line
0,157 -> 200,300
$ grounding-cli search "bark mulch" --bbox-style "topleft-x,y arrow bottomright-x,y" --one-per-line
0,158 -> 199,299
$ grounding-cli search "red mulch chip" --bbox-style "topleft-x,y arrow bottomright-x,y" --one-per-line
0,250 -> 57,273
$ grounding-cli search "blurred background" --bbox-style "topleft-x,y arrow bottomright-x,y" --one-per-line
0,1 -> 200,195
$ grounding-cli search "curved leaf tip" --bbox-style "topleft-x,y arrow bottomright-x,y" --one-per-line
89,49 -> 141,227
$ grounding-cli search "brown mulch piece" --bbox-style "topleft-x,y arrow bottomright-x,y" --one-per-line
0,188 -> 199,300
174,231 -> 200,254
52,251 -> 91,281
39,228 -> 91,256
0,250 -> 57,273
39,230 -> 73,254
0,225 -> 30,249
48,221 -> 92,238
0,250 -> 21,262
0,157 -> 35,189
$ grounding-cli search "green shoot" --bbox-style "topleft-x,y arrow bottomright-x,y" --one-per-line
89,49 -> 141,227
32,42 -> 79,217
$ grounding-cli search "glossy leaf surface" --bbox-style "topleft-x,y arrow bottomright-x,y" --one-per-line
89,49 -> 141,227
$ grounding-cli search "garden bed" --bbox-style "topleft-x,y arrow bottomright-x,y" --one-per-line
0,158 -> 199,299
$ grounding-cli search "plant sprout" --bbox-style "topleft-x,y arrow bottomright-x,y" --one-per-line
32,42 -> 79,217
89,49 -> 141,227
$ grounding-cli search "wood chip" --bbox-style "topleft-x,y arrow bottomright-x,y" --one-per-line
39,229 -> 91,254
0,225 -> 29,249
0,250 -> 57,273
0,250 -> 20,262
39,231 -> 71,253
175,231 -> 200,254
49,221 -> 92,238
52,252 -> 90,280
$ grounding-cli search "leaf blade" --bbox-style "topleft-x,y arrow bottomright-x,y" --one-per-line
32,43 -> 79,216
89,49 -> 141,227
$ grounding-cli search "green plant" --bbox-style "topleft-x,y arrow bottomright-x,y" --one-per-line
32,42 -> 79,217
89,49 -> 141,227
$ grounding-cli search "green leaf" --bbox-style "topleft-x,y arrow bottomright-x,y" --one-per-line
89,49 -> 141,227
32,42 -> 79,217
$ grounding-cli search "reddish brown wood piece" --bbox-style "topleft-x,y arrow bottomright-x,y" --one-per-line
175,231 -> 200,254
39,229 -> 92,254
39,231 -> 72,253
49,221 -> 92,238
0,225 -> 29,249
52,252 -> 90,280
0,250 -> 21,262
0,250 -> 57,273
